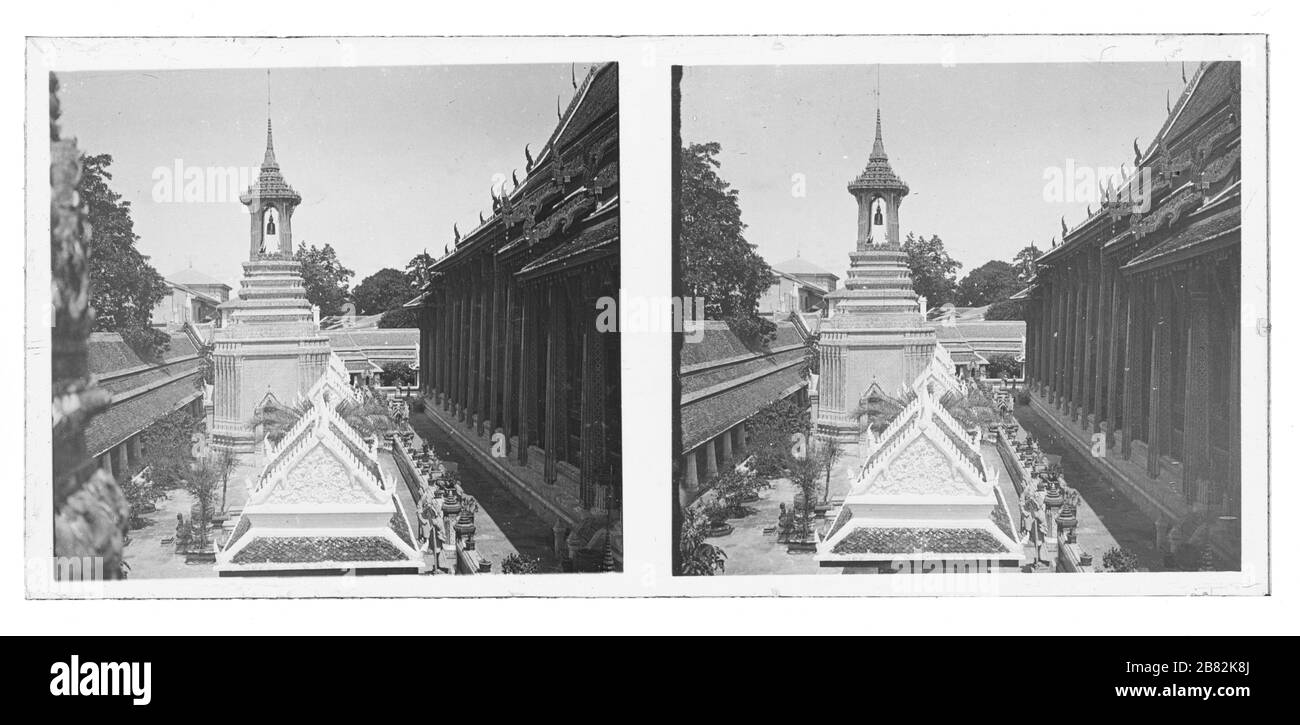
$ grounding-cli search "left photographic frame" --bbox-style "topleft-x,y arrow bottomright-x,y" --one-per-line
30,38 -> 622,596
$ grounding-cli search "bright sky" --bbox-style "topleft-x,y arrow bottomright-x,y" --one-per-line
680,63 -> 1191,277
58,64 -> 592,290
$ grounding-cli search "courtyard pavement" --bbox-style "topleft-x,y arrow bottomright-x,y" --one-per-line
712,421 -> 1142,576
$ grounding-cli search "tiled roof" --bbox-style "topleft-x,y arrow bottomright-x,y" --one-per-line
517,214 -> 618,278
88,331 -> 200,379
991,488 -> 1017,541
1124,205 -> 1239,273
830,527 -> 1011,555
680,321 -> 809,453
324,329 -> 419,349
230,536 -> 409,564
827,506 -> 854,538
1163,62 -> 1238,146
680,321 -> 804,372
954,321 -> 1026,342
82,376 -> 198,457
389,510 -> 414,548
225,515 -> 251,550
681,365 -> 805,454
553,63 -> 618,153
84,330 -> 204,457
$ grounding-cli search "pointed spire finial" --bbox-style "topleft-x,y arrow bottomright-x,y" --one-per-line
557,95 -> 563,120
571,63 -> 578,89
262,69 -> 278,170
454,223 -> 460,243
870,108 -> 888,161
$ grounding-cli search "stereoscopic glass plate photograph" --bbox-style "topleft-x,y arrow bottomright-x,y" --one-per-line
25,33 -> 1268,599
670,50 -> 1266,589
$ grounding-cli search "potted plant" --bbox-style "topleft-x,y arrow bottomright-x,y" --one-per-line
702,500 -> 733,538
679,507 -> 727,575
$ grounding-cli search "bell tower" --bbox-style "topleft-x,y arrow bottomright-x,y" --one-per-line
816,103 -> 936,443
849,110 -> 908,249
240,119 -> 301,260
212,95 -> 328,452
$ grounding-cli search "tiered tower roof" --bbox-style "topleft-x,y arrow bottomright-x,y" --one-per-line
847,111 -> 910,197
239,119 -> 301,205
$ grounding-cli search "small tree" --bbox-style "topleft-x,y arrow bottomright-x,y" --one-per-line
138,409 -> 199,489
336,397 -> 396,438
381,361 -> 416,387
119,467 -> 166,530
183,462 -> 221,551
984,354 -> 1023,380
786,455 -> 823,544
678,507 -> 727,576
500,552 -> 544,574
1102,546 -> 1141,573
214,447 -> 240,512
251,399 -> 311,445
818,437 -> 843,503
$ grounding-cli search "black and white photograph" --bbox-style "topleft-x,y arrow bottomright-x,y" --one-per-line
34,41 -> 621,591
671,45 -> 1266,589
11,13 -> 1296,654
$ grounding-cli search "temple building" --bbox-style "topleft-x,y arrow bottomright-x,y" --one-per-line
1017,61 -> 1241,567
816,370 -> 1024,572
84,326 -> 208,480
818,111 -> 937,441
413,63 -> 621,571
324,328 -> 420,387
211,119 -> 331,451
215,390 -> 423,576
678,320 -> 810,504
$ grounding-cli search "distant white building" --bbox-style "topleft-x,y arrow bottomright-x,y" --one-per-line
757,257 -> 839,317
151,268 -> 231,329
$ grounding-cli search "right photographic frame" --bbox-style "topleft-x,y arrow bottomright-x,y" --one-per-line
670,36 -> 1268,594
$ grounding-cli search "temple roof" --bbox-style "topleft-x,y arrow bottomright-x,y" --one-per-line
84,329 -> 205,457
848,110 -> 909,195
829,527 -> 1013,556
241,118 -> 301,204
216,386 -> 423,573
1123,196 -> 1240,274
679,321 -> 808,455
817,357 -> 1023,566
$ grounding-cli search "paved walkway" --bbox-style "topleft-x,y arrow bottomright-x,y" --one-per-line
120,488 -> 217,579
705,477 -> 837,576
1015,406 -> 1163,570
407,413 -> 561,571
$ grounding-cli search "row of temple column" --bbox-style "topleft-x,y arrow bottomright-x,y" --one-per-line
422,255 -> 614,513
680,420 -> 750,497
1026,250 -> 1239,512
97,396 -> 205,481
